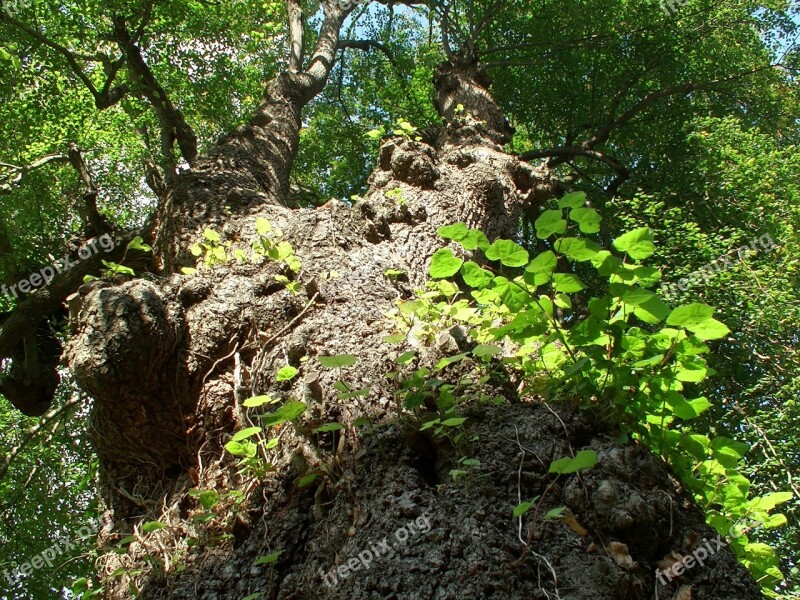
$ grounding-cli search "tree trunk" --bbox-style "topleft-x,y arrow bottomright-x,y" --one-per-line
65,53 -> 763,600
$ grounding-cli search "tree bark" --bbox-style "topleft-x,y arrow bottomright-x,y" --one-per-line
66,49 -> 763,600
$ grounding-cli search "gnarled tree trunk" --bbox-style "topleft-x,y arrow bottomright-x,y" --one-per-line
64,43 -> 763,600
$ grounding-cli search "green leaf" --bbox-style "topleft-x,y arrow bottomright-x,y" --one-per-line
535,210 -> 567,239
337,387 -> 371,400
437,223 -> 469,240
613,227 -> 655,260
396,351 -> 416,364
262,401 -> 307,427
609,283 -> 670,323
254,551 -> 283,566
667,302 -> 715,327
543,506 -> 567,520
710,436 -> 749,460
558,191 -> 586,209
485,239 -> 529,267
750,492 -> 794,512
669,394 -> 713,419
193,489 -> 220,510
225,440 -> 256,458
383,333 -> 406,344
429,248 -> 463,278
313,422 -> 344,433
318,354 -> 358,368
472,344 -> 502,357
552,273 -> 585,293
496,277 -> 531,311
554,237 -> 602,261
438,223 -> 490,250
675,358 -> 714,382
461,229 -> 491,251
276,366 -> 299,381
435,353 -> 468,370
101,260 -> 135,276
243,395 -> 278,407
513,500 -> 535,517
524,251 -> 557,286
256,218 -> 271,235
461,261 -> 494,288
231,426 -> 262,442
126,236 -> 152,253
441,417 -> 467,427
568,207 -> 602,233
203,228 -> 221,243
297,474 -> 318,488
142,521 -> 167,533
548,450 -> 598,474
591,250 -> 624,276
666,303 -> 731,340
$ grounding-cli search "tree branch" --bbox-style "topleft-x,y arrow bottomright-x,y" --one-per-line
67,145 -> 111,235
0,395 -> 82,480
520,145 -> 629,177
521,64 -> 779,191
299,1 -> 352,102
587,65 -> 779,148
288,0 -> 305,73
0,154 -> 68,194
0,12 -> 128,110
114,17 -> 198,172
337,39 -> 397,66
0,229 -> 148,362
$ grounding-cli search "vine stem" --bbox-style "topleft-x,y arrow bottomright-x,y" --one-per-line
481,262 -> 578,362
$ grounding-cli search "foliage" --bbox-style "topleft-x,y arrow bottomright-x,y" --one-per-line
184,219 -> 302,292
392,207 -> 793,595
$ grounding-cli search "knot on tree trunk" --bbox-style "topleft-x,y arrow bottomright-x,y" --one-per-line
67,280 -> 192,467
378,139 -> 440,187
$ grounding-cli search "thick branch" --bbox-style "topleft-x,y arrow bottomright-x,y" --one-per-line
114,17 -> 198,171
519,145 -> 629,180
587,65 -> 779,148
0,230 -> 146,361
521,65 -> 779,191
298,1 -> 351,102
67,145 -> 111,235
288,0 -> 304,73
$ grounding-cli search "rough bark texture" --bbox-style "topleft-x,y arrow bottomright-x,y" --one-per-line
63,53 -> 764,600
